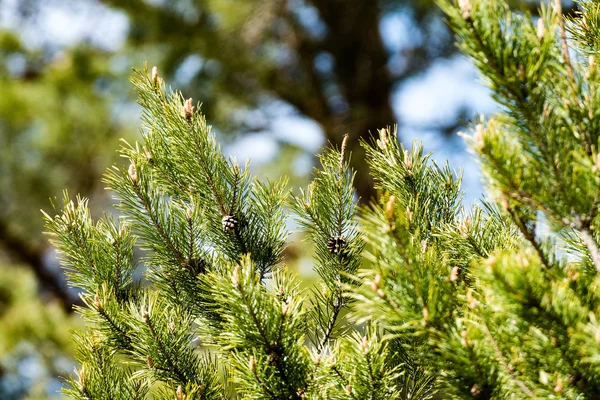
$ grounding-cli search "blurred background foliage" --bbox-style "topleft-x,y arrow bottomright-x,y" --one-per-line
0,0 -> 561,398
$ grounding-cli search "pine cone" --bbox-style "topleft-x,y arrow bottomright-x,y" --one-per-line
222,214 -> 239,233
327,235 -> 347,254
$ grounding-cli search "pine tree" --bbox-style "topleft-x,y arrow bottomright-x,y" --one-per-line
44,65 -> 433,399
352,0 -> 600,397
45,0 -> 600,397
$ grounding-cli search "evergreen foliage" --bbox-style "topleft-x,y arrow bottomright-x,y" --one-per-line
46,0 -> 600,397
352,0 -> 600,397
45,66 -> 421,399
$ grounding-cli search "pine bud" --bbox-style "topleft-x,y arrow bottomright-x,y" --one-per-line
186,207 -> 193,220
345,385 -> 352,394
385,195 -> 396,221
554,377 -> 563,393
473,123 -> 484,150
555,0 -> 565,14
232,265 -> 240,286
371,279 -> 379,293
142,311 -> 149,323
403,149 -> 412,169
406,206 -> 413,222
79,363 -> 86,388
360,336 -> 369,354
518,64 -> 525,80
450,266 -> 460,282
169,321 -> 176,332
373,274 -> 381,288
183,98 -> 195,119
470,384 -> 481,395
249,355 -> 257,374
458,0 -> 471,20
94,294 -> 102,309
467,290 -> 478,309
537,18 -> 545,40
151,66 -> 159,83
143,146 -> 153,164
459,215 -> 470,237
315,354 -> 321,365
282,303 -> 289,316
128,162 -> 137,183
176,385 -> 186,400
377,128 -> 388,149
146,355 -> 154,369
422,307 -> 429,320
500,195 -> 509,211
340,134 -> 349,168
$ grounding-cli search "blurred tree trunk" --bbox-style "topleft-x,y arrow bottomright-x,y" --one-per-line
294,0 -> 395,201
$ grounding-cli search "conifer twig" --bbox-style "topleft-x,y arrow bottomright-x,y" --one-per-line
481,319 -> 535,399
186,122 -> 227,216
130,176 -> 186,265
235,278 -> 302,399
504,204 -> 552,269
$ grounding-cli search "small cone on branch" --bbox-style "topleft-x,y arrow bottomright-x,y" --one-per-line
327,235 -> 347,254
222,214 -> 239,232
